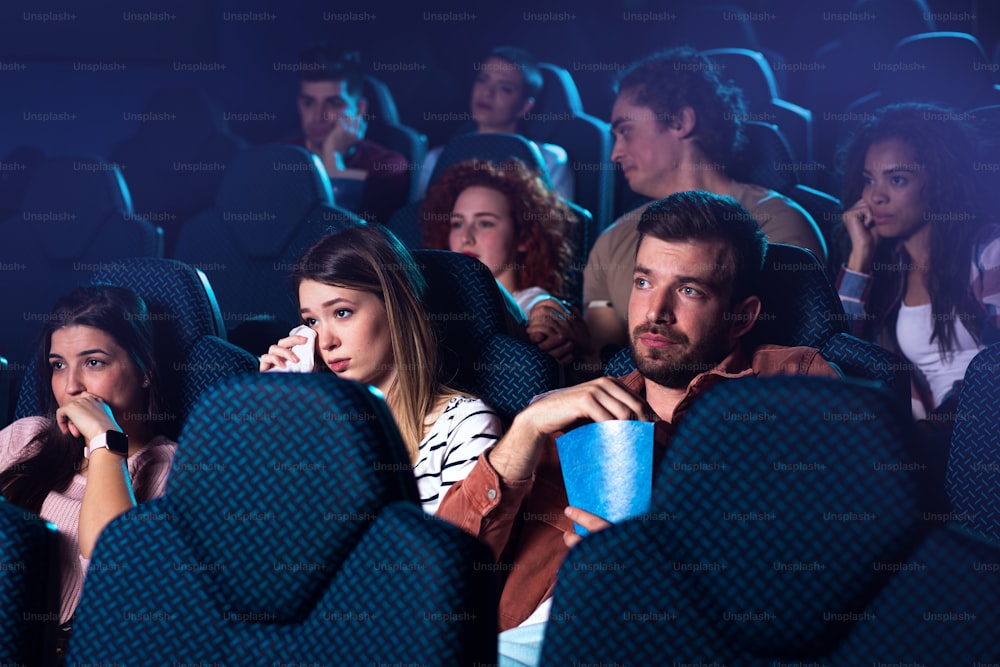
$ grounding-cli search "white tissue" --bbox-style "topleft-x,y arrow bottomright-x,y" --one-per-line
264,325 -> 317,373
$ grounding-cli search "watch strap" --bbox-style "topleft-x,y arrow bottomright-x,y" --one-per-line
86,430 -> 129,459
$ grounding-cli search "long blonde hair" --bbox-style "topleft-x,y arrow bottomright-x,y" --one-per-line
292,225 -> 451,459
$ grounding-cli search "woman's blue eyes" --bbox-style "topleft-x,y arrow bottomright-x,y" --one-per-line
304,310 -> 351,326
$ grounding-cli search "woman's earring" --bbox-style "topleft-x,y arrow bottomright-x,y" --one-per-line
142,376 -> 151,389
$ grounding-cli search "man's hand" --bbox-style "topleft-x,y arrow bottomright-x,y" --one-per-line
321,112 -> 367,173
563,506 -> 613,548
487,377 -> 652,482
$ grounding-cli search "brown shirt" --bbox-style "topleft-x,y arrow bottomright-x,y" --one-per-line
435,344 -> 840,631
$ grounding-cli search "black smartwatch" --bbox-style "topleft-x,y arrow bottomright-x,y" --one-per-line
86,430 -> 129,458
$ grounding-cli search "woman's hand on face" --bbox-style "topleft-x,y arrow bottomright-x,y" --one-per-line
258,335 -> 311,372
842,198 -> 881,273
55,392 -> 120,443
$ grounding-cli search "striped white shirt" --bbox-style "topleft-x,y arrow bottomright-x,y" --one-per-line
414,396 -> 502,515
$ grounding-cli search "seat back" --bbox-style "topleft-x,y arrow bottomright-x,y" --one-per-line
173,144 -> 363,353
414,250 -> 559,422
14,258 -> 258,425
109,86 -> 247,255
729,120 -> 798,193
68,373 -> 497,664
946,343 -> 1000,541
882,32 -> 998,109
701,48 -> 814,169
429,132 -> 553,189
524,63 -> 614,230
540,376 -> 955,665
0,498 -> 60,667
0,155 -> 161,377
362,75 -> 428,201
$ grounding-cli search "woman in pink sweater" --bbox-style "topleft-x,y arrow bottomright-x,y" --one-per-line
0,284 -> 178,654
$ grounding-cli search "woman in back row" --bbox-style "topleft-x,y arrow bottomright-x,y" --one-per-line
836,102 -> 1000,424
422,157 -> 591,371
416,45 -> 574,202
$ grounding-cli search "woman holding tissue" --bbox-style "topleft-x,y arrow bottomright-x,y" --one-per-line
259,224 -> 503,514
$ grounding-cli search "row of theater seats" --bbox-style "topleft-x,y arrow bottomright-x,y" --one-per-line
4,339 -> 999,662
0,119 -> 835,375
1,224 -> 998,660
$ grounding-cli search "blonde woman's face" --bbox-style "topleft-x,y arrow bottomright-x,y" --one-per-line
298,280 -> 395,395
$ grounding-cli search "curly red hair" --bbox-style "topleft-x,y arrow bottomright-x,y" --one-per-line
420,158 -> 577,297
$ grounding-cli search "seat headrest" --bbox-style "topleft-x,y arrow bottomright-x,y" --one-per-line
430,133 -> 552,188
22,156 -> 134,260
744,243 -> 845,350
657,375 -> 924,652
169,373 -> 419,622
215,144 -> 333,258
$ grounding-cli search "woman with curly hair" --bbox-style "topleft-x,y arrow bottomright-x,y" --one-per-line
421,157 -> 585,367
836,102 -> 1000,423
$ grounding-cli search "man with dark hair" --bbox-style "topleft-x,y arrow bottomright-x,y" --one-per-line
582,47 -> 827,367
436,191 -> 840,654
286,45 -> 408,223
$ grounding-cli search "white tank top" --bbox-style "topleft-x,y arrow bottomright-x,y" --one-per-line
896,302 -> 984,408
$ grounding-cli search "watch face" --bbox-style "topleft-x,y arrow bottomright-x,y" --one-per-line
106,430 -> 129,456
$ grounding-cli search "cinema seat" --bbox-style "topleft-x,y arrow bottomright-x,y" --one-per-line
66,373 -> 498,665
540,375 -> 1000,665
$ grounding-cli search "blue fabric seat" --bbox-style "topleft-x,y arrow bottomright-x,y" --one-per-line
701,47 -> 814,175
173,144 -> 363,355
524,62 -> 614,232
0,155 -> 161,378
0,498 -> 60,667
109,86 -> 248,255
540,375 -> 1000,665
66,373 -> 498,664
414,249 -> 560,422
362,75 -> 428,202
946,343 -> 1000,542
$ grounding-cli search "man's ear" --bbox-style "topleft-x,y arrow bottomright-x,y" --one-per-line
730,294 -> 762,340
674,106 -> 696,138
355,96 -> 368,118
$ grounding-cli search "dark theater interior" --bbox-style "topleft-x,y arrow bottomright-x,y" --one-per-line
2,0 -> 1000,664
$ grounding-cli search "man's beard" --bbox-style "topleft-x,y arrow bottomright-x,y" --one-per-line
630,323 -> 733,389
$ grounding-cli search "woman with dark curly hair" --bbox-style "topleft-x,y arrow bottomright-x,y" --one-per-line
836,102 -> 1000,422
421,157 -> 585,367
